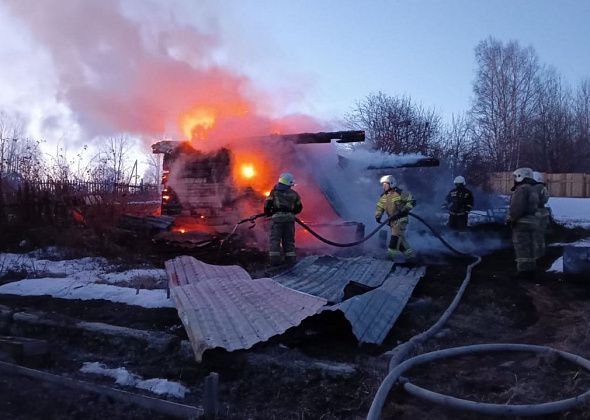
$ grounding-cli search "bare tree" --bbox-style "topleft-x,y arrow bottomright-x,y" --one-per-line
471,38 -> 541,171
45,144 -> 73,182
573,79 -> 590,172
94,136 -> 133,184
525,68 -> 574,172
344,92 -> 441,155
143,151 -> 162,186
438,113 -> 477,177
0,112 -> 25,179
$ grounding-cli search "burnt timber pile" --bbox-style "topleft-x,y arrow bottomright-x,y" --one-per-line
151,130 -> 366,238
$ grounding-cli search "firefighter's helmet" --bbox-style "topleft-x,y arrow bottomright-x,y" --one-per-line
278,172 -> 295,186
379,175 -> 397,187
513,167 -> 534,183
533,171 -> 544,183
454,175 -> 466,185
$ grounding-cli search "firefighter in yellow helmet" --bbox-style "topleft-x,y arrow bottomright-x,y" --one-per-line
375,175 -> 416,261
264,172 -> 302,266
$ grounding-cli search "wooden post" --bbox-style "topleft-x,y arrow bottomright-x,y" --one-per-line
203,372 -> 219,419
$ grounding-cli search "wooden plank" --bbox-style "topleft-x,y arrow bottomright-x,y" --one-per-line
0,360 -> 203,418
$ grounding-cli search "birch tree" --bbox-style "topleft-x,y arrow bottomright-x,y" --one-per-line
471,38 -> 540,170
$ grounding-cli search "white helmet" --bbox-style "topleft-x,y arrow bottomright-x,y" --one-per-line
454,175 -> 465,185
532,171 -> 544,183
513,167 -> 534,183
379,175 -> 397,187
278,172 -> 295,186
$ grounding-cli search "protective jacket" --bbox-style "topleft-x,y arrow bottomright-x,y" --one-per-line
532,183 -> 549,207
443,185 -> 474,215
375,188 -> 414,224
509,179 -> 540,224
264,183 -> 302,222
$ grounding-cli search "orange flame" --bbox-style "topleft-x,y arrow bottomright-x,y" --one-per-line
240,164 -> 256,179
231,150 -> 275,195
180,106 -> 216,140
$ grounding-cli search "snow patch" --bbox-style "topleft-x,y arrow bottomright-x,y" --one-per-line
99,268 -> 166,285
0,253 -> 106,278
549,197 -> 590,228
81,362 -> 189,398
0,277 -> 174,308
547,257 -> 563,273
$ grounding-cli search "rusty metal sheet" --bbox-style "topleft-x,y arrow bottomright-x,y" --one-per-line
326,266 -> 426,345
272,255 -> 394,303
165,256 -> 250,286
166,257 -> 327,361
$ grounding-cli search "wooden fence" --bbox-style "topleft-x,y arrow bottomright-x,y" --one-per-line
0,179 -> 161,227
488,172 -> 590,197
1,179 -> 159,204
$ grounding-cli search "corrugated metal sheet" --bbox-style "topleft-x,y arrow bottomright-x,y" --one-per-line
272,255 -> 394,303
326,265 -> 426,345
165,256 -> 250,285
166,256 -> 327,361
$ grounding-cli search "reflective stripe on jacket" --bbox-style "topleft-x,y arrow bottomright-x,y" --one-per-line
375,188 -> 414,224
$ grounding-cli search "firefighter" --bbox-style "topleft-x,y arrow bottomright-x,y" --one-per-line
375,175 -> 416,262
264,172 -> 303,266
532,171 -> 551,259
442,175 -> 474,231
508,167 -> 541,280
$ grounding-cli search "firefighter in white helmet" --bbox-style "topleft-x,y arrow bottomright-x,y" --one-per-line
508,167 -> 541,280
264,172 -> 302,266
442,175 -> 474,231
532,171 -> 550,259
375,175 -> 416,261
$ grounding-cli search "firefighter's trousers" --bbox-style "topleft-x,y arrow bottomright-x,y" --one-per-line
512,217 -> 539,272
534,208 -> 550,259
448,212 -> 468,231
387,217 -> 415,260
269,214 -> 296,265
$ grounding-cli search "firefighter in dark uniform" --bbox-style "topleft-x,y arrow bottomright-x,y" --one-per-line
264,172 -> 302,266
443,176 -> 474,231
508,167 -> 541,280
375,175 -> 416,261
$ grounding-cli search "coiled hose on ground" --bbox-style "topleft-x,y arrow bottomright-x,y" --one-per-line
233,211 -> 590,417
364,218 -> 590,419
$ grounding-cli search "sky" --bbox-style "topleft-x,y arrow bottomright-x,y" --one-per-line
1,0 -> 589,157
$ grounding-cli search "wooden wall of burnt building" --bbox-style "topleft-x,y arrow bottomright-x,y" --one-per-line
161,147 -> 253,225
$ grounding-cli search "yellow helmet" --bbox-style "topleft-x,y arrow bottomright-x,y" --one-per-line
278,172 -> 295,186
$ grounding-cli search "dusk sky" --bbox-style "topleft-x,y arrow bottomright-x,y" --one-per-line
1,0 -> 589,149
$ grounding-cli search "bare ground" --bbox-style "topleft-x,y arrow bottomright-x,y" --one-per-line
1,223 -> 590,419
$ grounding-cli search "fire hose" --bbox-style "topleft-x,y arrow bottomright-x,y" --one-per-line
365,248 -> 590,418
231,212 -> 590,416
232,211 -> 468,254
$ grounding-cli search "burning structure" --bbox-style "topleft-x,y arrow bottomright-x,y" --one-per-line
152,130 -> 367,245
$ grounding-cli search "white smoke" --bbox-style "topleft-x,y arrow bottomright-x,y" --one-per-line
302,143 -> 507,258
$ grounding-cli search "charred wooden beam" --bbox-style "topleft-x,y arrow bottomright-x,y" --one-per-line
152,131 -> 365,154
367,157 -> 440,169
273,130 -> 365,144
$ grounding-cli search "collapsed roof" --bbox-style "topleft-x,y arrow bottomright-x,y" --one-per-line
165,255 -> 425,361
